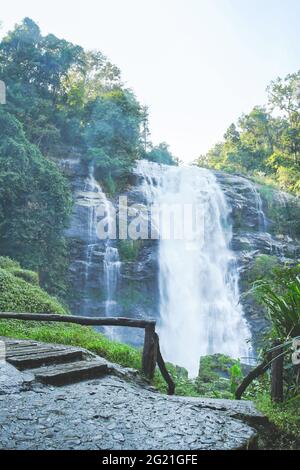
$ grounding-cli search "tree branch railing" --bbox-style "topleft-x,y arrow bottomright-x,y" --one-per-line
0,312 -> 175,395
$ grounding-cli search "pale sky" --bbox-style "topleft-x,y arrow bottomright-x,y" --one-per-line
1,0 -> 300,162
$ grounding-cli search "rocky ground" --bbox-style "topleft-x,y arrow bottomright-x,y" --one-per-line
0,356 -> 265,450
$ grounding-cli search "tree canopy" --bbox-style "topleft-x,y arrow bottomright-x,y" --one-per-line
197,71 -> 300,195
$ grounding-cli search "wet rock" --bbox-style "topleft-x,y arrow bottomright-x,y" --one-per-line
0,373 -> 261,450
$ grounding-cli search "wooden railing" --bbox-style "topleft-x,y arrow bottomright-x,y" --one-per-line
235,340 -> 286,402
0,312 -> 175,395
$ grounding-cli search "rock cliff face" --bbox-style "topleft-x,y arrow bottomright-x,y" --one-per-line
58,158 -> 159,347
215,172 -> 300,344
58,158 -> 300,349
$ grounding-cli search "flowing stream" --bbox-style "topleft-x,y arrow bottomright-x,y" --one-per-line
136,160 -> 251,376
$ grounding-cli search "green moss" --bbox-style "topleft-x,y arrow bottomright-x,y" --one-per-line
194,354 -> 243,399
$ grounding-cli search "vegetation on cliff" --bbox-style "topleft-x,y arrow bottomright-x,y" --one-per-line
196,71 -> 300,195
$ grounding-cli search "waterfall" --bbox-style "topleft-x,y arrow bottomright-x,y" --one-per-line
103,245 -> 121,340
245,178 -> 286,258
247,181 -> 267,232
76,166 -> 121,326
136,160 -> 251,377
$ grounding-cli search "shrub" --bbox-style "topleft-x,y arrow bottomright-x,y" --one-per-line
0,268 -> 66,314
9,268 -> 39,285
254,265 -> 300,339
0,256 -> 20,270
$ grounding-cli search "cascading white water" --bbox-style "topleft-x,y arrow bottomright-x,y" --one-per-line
104,245 -> 121,315
76,166 -> 121,324
247,181 -> 267,232
136,160 -> 251,377
245,178 -> 286,257
103,245 -> 121,340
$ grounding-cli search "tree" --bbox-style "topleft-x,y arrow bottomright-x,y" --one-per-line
202,70 -> 300,194
145,142 -> 177,165
268,72 -> 300,164
84,88 -> 143,188
0,107 -> 72,295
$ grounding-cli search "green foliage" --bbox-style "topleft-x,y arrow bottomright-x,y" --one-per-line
0,268 -> 66,314
198,72 -> 300,195
8,268 -> 39,286
153,363 -> 201,397
229,360 -> 243,394
251,264 -> 300,404
241,254 -> 280,293
0,18 -> 84,153
256,276 -> 300,340
194,354 -> 240,399
256,393 -> 300,445
85,89 -> 144,186
0,256 -> 20,270
0,256 -> 39,285
145,142 -> 178,166
0,108 -> 72,296
0,318 -> 142,370
118,240 -> 142,261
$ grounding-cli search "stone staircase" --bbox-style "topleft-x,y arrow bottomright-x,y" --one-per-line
3,338 -> 109,386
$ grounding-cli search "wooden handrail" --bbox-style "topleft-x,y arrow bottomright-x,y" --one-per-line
235,341 -> 285,402
0,312 -> 155,328
155,333 -> 175,395
0,312 -> 175,394
235,356 -> 271,400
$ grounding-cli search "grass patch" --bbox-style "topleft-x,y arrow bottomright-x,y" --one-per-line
256,393 -> 300,438
255,393 -> 300,449
0,319 -> 142,370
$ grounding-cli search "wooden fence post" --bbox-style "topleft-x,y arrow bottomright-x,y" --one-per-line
142,324 -> 157,380
271,340 -> 284,403
155,333 -> 175,395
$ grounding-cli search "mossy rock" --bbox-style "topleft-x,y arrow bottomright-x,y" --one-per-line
194,354 -> 243,398
240,254 -> 280,293
198,353 -> 237,381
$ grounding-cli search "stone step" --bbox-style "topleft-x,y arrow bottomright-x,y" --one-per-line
4,340 -> 39,348
6,346 -> 68,357
7,349 -> 84,370
33,360 -> 109,385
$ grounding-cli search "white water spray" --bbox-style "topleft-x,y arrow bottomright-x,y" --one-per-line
136,160 -> 251,377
